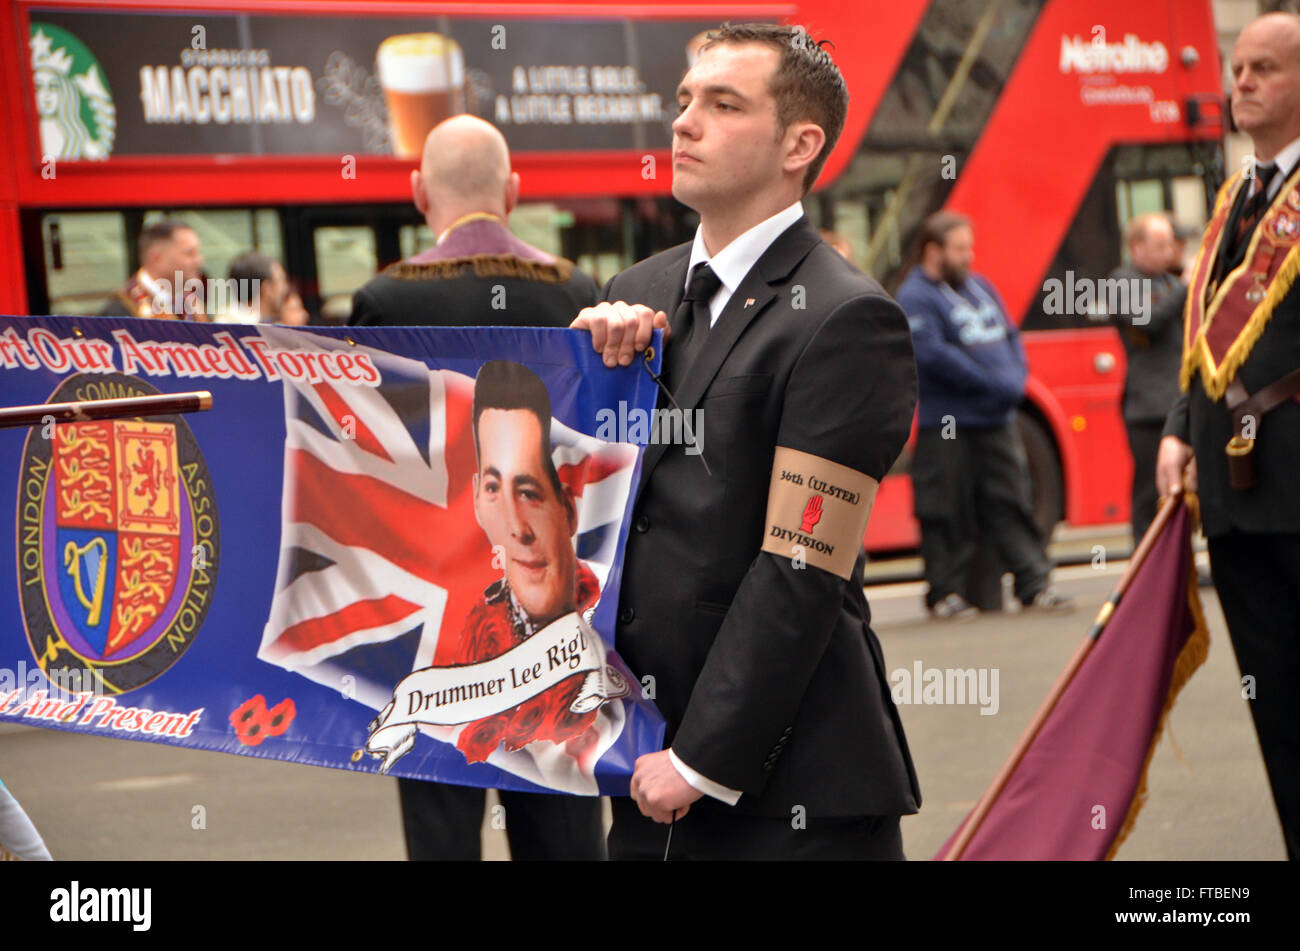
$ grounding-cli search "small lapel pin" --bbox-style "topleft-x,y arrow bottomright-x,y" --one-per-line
744,298 -> 756,308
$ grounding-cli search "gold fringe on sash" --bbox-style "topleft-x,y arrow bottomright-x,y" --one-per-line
1179,176 -> 1239,394
1104,493 -> 1211,860
1184,242 -> 1300,400
384,254 -> 576,284
1181,169 -> 1300,400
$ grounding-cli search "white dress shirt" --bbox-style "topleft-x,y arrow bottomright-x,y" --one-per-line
1252,134 -> 1300,199
667,199 -> 805,807
684,201 -> 806,326
136,269 -> 166,311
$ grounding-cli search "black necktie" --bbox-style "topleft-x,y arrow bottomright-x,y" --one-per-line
1234,162 -> 1278,252
661,262 -> 722,394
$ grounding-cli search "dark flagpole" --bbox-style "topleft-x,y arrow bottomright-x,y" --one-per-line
0,392 -> 212,429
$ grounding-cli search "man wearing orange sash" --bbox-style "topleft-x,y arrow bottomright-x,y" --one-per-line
100,219 -> 207,320
1157,12 -> 1300,860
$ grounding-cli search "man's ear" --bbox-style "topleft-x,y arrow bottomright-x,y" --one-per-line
504,171 -> 520,215
782,122 -> 826,180
411,170 -> 430,219
563,486 -> 577,535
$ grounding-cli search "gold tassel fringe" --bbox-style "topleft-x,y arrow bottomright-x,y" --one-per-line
1103,542 -> 1212,860
385,254 -> 576,285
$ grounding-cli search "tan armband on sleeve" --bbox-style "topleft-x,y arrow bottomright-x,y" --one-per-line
759,447 -> 879,580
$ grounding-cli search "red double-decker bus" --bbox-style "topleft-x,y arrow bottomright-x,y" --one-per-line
0,0 -> 1226,550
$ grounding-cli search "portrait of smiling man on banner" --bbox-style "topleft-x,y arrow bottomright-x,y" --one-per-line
446,360 -> 612,763
363,358 -> 630,786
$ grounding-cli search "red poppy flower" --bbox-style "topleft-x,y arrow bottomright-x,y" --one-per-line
453,600 -> 515,665
456,713 -> 509,764
502,691 -> 551,752
538,675 -> 597,746
229,695 -> 296,747
230,695 -> 268,746
265,698 -> 296,737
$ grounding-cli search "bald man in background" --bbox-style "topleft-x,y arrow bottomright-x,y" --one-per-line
350,115 -> 598,328
1108,211 -> 1186,544
349,116 -> 604,861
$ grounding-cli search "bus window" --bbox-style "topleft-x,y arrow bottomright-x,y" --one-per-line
1024,143 -> 1219,331
40,211 -> 128,315
510,203 -> 566,259
1169,176 -> 1208,232
133,208 -> 285,318
398,223 -> 436,260
254,209 -> 286,264
313,225 -> 377,322
143,208 -> 255,282
1117,179 -> 1167,224
824,0 -> 1044,289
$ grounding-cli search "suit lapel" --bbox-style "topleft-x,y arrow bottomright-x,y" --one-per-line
643,247 -> 689,318
637,217 -> 822,489
1215,177 -> 1255,283
673,276 -> 776,412
631,250 -> 689,488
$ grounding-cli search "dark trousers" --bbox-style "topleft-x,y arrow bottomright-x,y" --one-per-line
1207,531 -> 1300,861
608,797 -> 904,860
912,423 -> 1050,607
397,777 -> 606,861
1125,419 -> 1164,544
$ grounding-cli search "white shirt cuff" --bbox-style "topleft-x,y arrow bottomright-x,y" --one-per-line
668,748 -> 743,806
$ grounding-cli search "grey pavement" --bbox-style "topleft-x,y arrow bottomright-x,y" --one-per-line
0,552 -> 1286,860
875,556 -> 1287,861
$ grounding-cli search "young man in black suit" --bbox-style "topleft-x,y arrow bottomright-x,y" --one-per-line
349,116 -> 605,861
1157,12 -> 1300,860
572,23 -> 920,859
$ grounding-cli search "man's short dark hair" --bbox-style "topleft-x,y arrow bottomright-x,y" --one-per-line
228,251 -> 274,307
138,218 -> 193,262
701,23 -> 849,194
919,211 -> 972,255
472,360 -> 568,505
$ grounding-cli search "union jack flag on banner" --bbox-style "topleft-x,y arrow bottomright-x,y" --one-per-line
0,316 -> 664,798
256,327 -> 658,795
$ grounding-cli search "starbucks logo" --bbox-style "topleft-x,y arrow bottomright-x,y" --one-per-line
29,23 -> 116,161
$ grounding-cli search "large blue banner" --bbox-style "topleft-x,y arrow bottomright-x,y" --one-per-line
0,316 -> 666,796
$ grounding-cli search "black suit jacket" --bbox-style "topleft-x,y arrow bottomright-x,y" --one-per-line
607,216 -> 921,818
1107,265 -> 1186,424
1164,193 -> 1300,537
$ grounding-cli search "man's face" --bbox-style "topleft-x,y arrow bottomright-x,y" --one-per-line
473,408 -> 577,624
1230,19 -> 1300,141
151,228 -> 204,285
259,262 -> 289,318
1131,220 -> 1174,275
938,225 -> 975,286
671,42 -> 788,214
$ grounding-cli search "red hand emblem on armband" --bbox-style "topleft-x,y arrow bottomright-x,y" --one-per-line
801,494 -> 823,533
